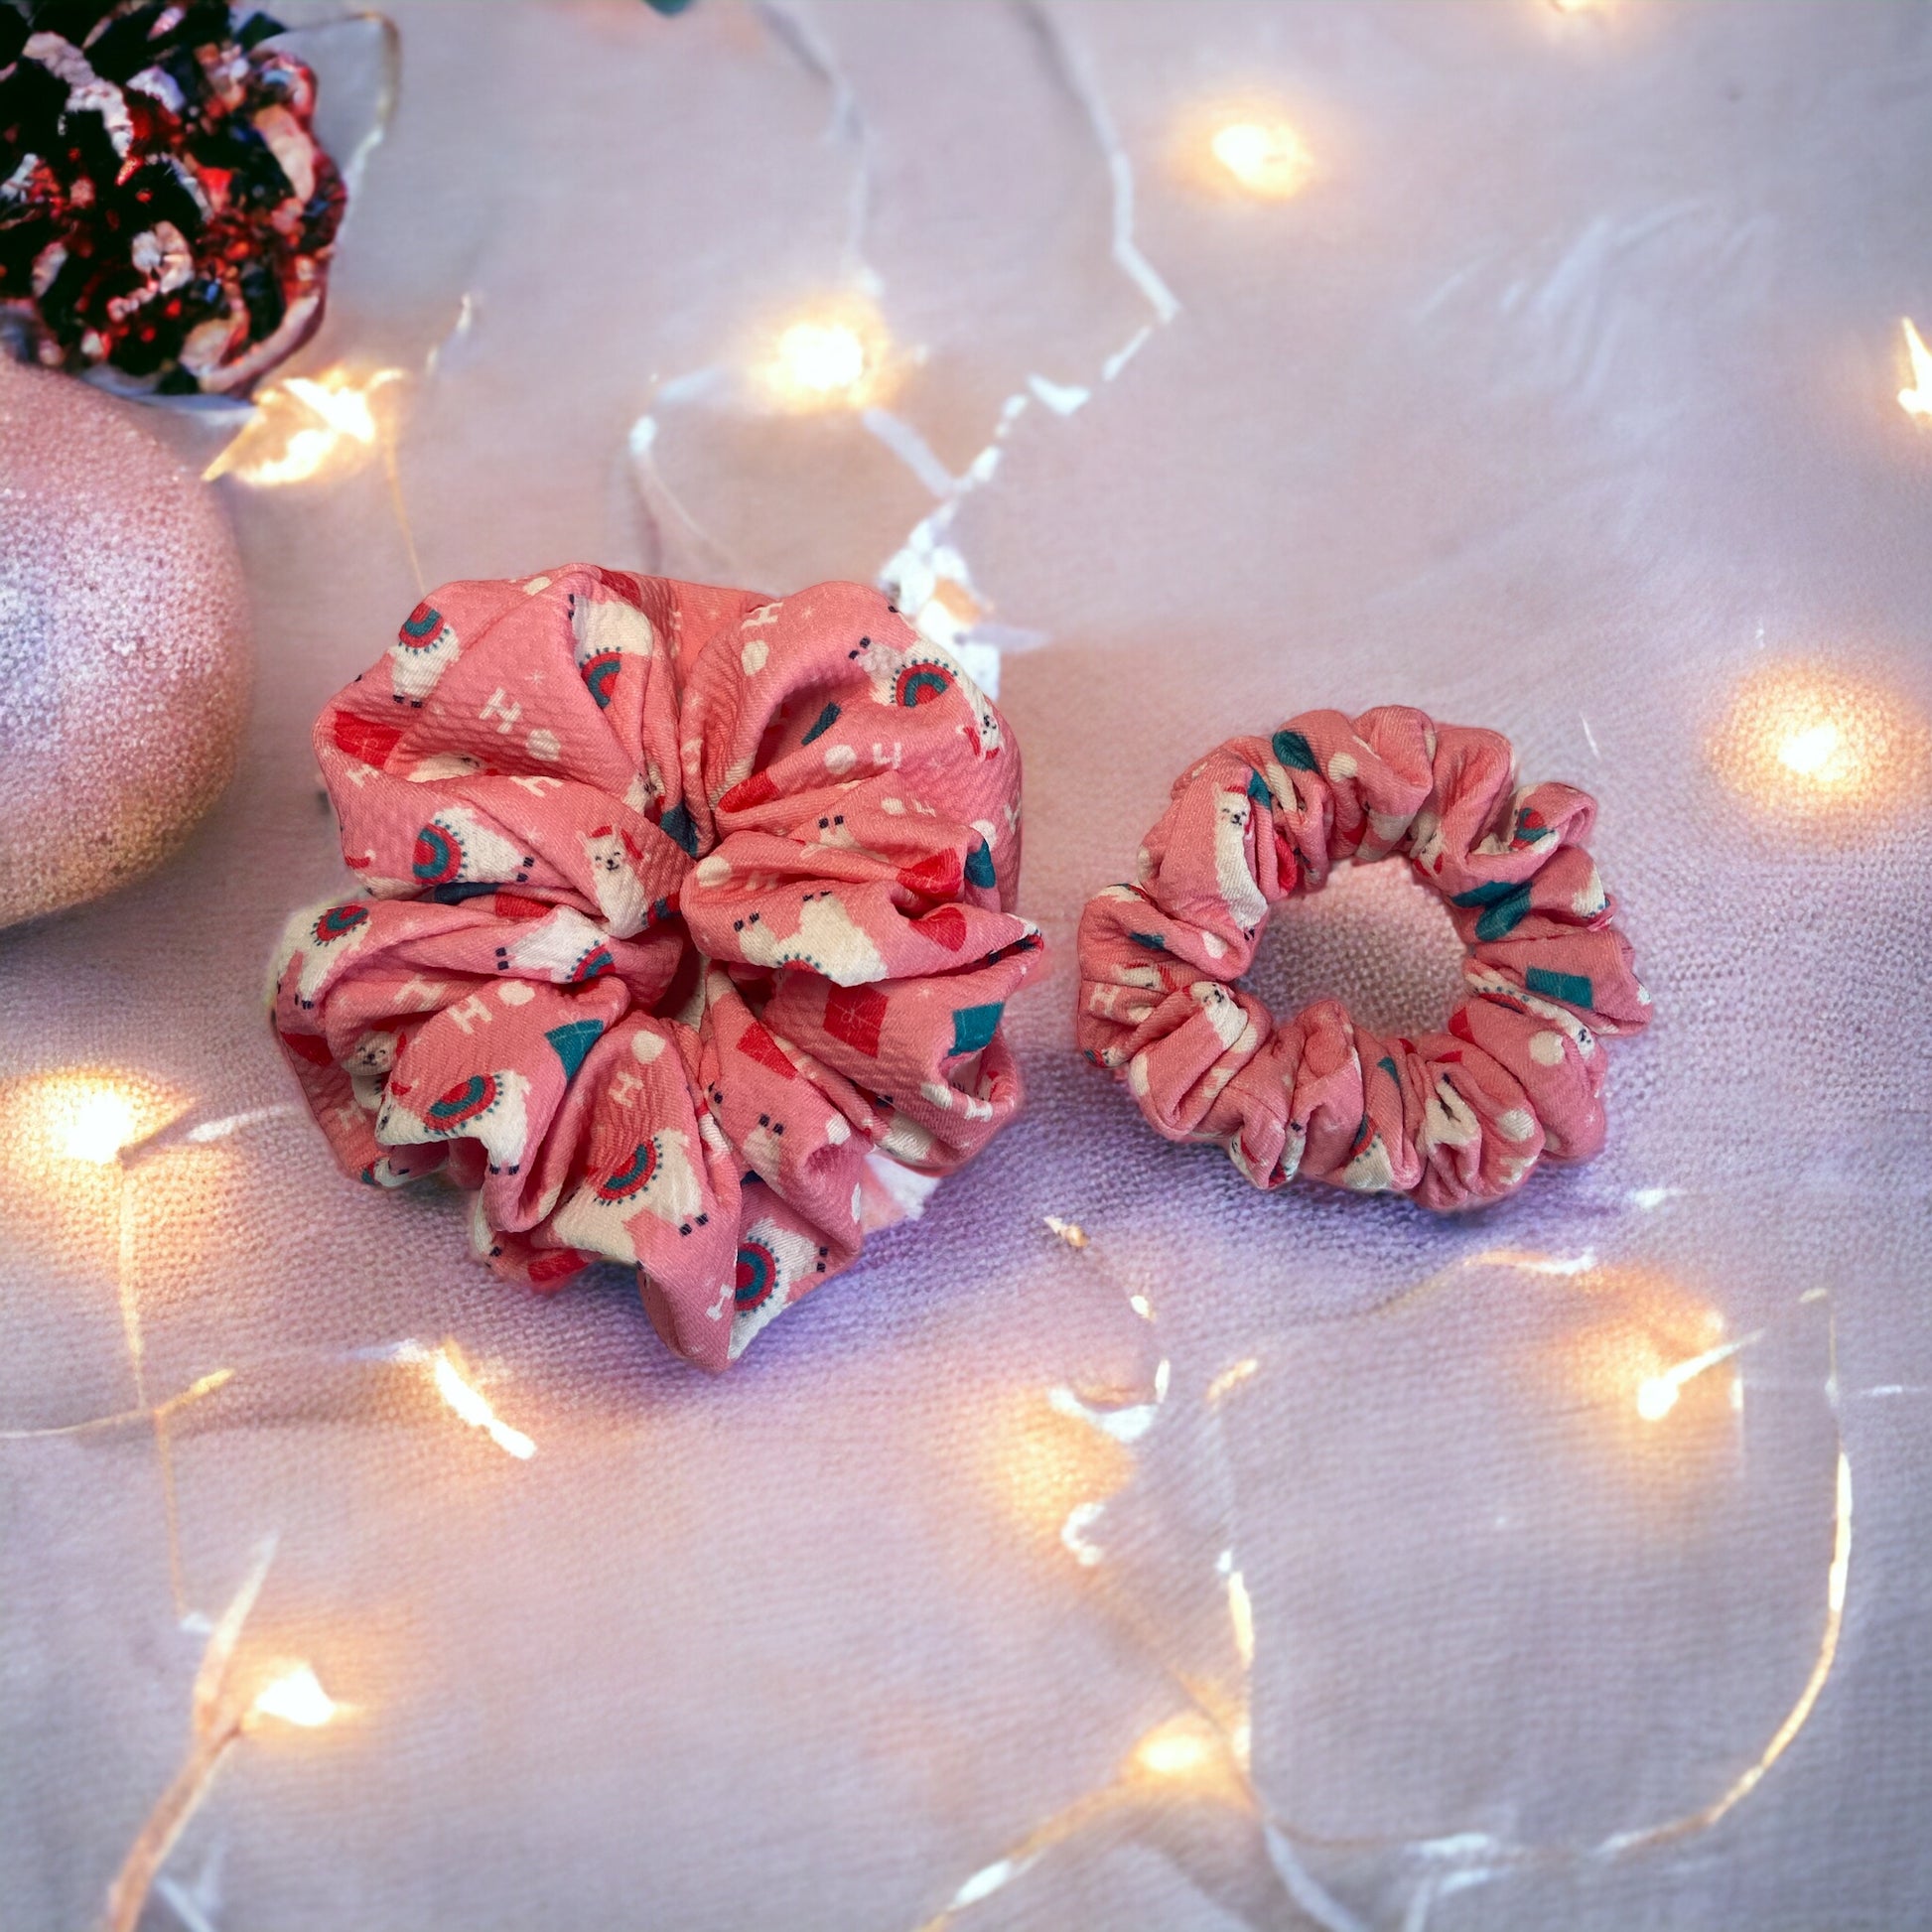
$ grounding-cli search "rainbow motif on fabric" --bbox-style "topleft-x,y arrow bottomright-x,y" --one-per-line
398,602 -> 445,645
596,1140 -> 661,1202
734,1239 -> 779,1312
895,663 -> 952,707
428,1074 -> 500,1130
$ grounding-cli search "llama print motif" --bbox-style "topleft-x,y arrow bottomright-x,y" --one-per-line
581,823 -> 652,934
857,632 -> 960,712
388,602 -> 461,708
344,1025 -> 407,1113
273,898 -> 374,1010
1191,980 -> 1255,1053
551,1128 -> 707,1260
622,766 -> 665,815
412,807 -> 536,889
406,750 -> 484,784
378,1067 -> 534,1175
571,582 -> 654,710
855,632 -> 1003,758
960,680 -> 1004,759
1341,1122 -> 1397,1193
803,808 -> 896,867
727,1215 -> 830,1361
729,891 -> 887,986
497,906 -> 617,985
345,1028 -> 404,1078
1212,790 -> 1268,932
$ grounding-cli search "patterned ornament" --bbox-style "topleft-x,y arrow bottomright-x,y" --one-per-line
0,354 -> 248,927
0,0 -> 346,394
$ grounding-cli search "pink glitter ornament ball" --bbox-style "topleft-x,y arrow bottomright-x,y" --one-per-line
0,355 -> 248,927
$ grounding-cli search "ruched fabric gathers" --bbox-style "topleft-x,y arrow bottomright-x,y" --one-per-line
1076,708 -> 1649,1211
272,565 -> 1041,1369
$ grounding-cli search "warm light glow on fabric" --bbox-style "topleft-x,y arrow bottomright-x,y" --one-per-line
759,300 -> 895,411
59,1084 -> 141,1165
1134,1723 -> 1217,1779
2,1070 -> 175,1173
206,366 -> 405,486
251,1663 -> 340,1729
425,1345 -> 537,1460
987,1396 -> 1133,1558
1711,663 -> 1929,824
1208,118 -> 1312,199
1899,317 -> 1932,421
1485,1257 -> 1744,1458
1635,1333 -> 1758,1425
1774,720 -> 1846,780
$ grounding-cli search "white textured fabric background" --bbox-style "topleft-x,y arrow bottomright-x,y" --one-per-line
4,3 -> 1931,1927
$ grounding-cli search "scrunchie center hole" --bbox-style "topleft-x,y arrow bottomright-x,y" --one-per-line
1242,858 -> 1468,1038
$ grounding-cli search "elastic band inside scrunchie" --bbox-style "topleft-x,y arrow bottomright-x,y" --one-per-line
271,566 -> 1043,1369
1077,707 -> 1650,1210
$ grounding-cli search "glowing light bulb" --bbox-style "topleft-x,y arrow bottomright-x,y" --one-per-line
1711,663 -> 1929,823
1043,1214 -> 1089,1250
0,1070 -> 193,1265
1776,720 -> 1844,778
251,1663 -> 338,1728
1134,1724 -> 1216,1779
1125,1714 -> 1246,1797
205,365 -> 404,486
59,1084 -> 140,1164
987,1395 -> 1132,1556
777,321 -> 865,394
1899,317 -> 1932,422
1635,1377 -> 1680,1423
1207,117 -> 1311,200
2,1070 -> 174,1169
759,300 -> 893,412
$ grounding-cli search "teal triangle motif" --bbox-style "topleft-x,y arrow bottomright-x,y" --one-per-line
1474,884 -> 1535,941
1525,966 -> 1593,1010
949,1002 -> 1004,1056
1272,729 -> 1318,771
545,1019 -> 606,1080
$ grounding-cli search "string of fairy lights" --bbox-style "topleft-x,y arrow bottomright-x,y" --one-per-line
2,0 -> 1923,1923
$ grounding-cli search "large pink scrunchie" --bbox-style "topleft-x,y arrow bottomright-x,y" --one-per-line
1077,708 -> 1649,1210
272,565 -> 1041,1369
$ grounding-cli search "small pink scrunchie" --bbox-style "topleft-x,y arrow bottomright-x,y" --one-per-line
272,565 -> 1041,1369
1077,708 -> 1650,1210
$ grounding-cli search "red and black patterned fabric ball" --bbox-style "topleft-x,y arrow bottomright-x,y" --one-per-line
0,0 -> 345,393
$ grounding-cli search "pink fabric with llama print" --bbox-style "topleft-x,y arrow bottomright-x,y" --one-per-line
1077,707 -> 1649,1211
272,565 -> 1041,1369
